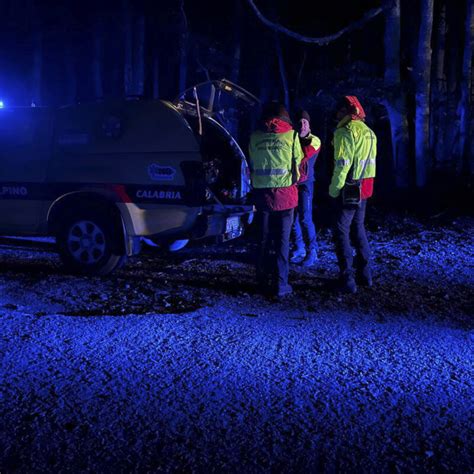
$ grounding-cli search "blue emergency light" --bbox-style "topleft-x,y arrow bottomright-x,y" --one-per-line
0,101 -> 4,108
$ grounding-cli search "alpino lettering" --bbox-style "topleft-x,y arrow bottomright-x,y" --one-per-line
0,186 -> 28,197
136,189 -> 182,200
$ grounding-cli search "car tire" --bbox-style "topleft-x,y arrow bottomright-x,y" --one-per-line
56,209 -> 127,275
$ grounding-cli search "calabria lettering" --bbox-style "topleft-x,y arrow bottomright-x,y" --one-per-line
136,189 -> 182,200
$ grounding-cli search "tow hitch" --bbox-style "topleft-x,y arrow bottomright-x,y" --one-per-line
190,204 -> 254,241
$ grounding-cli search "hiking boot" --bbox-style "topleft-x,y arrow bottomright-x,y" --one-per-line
276,283 -> 293,298
301,249 -> 318,267
356,268 -> 373,287
340,275 -> 357,294
357,274 -> 373,287
290,248 -> 306,264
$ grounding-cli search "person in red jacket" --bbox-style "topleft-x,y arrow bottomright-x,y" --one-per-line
290,110 -> 321,267
248,102 -> 304,298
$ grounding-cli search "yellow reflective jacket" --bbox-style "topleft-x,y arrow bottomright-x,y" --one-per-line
249,129 -> 304,189
329,117 -> 377,198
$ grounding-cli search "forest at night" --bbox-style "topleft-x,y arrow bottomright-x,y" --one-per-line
1,0 -> 473,200
0,0 -> 473,472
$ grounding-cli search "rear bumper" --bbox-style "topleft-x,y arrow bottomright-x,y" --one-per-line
117,203 -> 201,237
118,202 -> 254,242
189,204 -> 255,241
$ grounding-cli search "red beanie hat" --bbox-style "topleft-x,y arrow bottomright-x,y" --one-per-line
344,95 -> 366,120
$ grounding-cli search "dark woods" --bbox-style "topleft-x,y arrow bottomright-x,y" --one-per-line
0,0 -> 472,209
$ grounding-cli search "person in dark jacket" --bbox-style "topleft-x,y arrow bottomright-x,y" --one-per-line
330,96 -> 377,293
290,110 -> 321,267
248,102 -> 304,298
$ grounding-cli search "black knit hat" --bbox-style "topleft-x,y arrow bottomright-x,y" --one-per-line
295,109 -> 311,123
261,101 -> 291,122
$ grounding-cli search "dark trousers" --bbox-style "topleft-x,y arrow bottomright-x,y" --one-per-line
333,199 -> 371,277
292,181 -> 317,252
256,208 -> 294,289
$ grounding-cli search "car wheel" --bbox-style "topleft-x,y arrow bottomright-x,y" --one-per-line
56,211 -> 127,275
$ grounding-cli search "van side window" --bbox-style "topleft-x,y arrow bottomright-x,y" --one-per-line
57,131 -> 91,147
0,111 -> 34,148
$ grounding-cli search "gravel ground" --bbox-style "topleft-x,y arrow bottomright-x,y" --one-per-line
0,214 -> 473,472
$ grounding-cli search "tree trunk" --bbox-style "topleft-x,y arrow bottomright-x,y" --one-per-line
458,0 -> 474,174
259,56 -> 270,106
226,0 -> 243,137
414,0 -> 434,187
60,0 -> 76,104
295,50 -> 307,106
440,1 -> 461,169
231,41 -> 241,84
122,0 -> 133,96
29,0 -> 43,106
133,13 -> 145,96
178,0 -> 188,94
471,48 -> 474,166
93,18 -> 104,99
64,42 -> 77,104
430,1 -> 447,168
275,33 -> 289,110
32,27 -> 42,106
152,44 -> 160,99
383,0 -> 410,188
248,53 -> 270,132
230,0 -> 242,85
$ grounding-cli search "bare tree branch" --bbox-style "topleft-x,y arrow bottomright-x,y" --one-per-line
275,33 -> 289,109
295,49 -> 307,102
178,0 -> 188,93
246,0 -> 384,45
180,0 -> 188,31
195,54 -> 211,81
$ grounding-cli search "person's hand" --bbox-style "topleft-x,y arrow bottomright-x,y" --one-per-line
299,118 -> 310,137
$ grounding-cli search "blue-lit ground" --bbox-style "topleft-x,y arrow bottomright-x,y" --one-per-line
1,215 -> 473,472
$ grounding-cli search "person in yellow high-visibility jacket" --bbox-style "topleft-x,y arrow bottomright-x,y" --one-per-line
248,102 -> 304,298
330,96 -> 377,294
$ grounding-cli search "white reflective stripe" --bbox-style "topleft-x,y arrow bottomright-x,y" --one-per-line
253,169 -> 290,176
336,159 -> 351,167
359,158 -> 376,167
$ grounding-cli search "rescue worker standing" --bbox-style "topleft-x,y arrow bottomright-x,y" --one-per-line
330,96 -> 377,293
249,102 -> 304,298
290,110 -> 321,267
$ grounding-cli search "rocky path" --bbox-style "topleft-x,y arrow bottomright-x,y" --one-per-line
1,215 -> 473,472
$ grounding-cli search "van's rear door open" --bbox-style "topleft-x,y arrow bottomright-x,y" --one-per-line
174,79 -> 259,122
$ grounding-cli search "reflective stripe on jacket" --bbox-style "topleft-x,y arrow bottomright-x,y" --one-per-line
329,117 -> 377,198
249,129 -> 304,189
